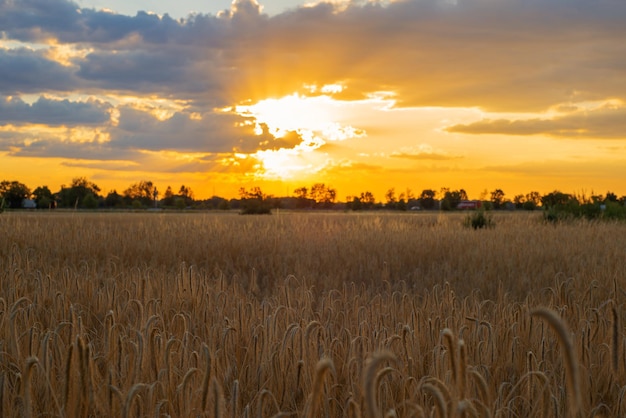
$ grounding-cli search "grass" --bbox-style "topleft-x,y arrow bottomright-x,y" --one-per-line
0,211 -> 625,416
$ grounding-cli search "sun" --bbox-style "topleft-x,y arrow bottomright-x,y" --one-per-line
251,148 -> 308,180
233,87 -> 366,181
236,93 -> 337,138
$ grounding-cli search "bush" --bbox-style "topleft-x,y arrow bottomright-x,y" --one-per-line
543,200 -> 626,223
463,210 -> 495,229
543,207 -> 574,223
83,192 -> 99,209
240,198 -> 272,215
604,201 -> 626,220
132,199 -> 143,210
579,202 -> 602,220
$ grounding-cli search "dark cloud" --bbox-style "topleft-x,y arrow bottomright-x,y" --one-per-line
447,105 -> 626,139
8,138 -> 122,160
255,125 -> 304,150
110,106 -> 276,153
1,0 -> 624,111
0,48 -> 78,94
0,1 -> 203,44
0,96 -> 111,126
76,49 -> 190,89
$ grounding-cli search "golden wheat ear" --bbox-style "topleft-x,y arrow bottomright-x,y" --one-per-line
363,351 -> 398,418
305,357 -> 336,418
531,307 -> 581,416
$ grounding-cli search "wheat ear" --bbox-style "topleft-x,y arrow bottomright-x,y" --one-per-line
531,307 -> 581,416
306,357 -> 335,418
22,357 -> 38,418
364,351 -> 397,418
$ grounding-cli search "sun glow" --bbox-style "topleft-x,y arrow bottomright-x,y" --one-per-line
251,148 -> 308,179
234,91 -> 366,180
237,93 -> 334,137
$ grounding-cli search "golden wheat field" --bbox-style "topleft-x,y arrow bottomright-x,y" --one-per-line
1,210 -> 626,417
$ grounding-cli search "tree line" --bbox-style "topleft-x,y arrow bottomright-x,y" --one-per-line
1,178 -> 626,218
0,178 -> 198,210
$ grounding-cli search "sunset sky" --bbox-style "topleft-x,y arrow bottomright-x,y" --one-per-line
1,0 -> 625,201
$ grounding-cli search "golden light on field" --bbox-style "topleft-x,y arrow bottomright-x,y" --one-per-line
3,211 -> 626,416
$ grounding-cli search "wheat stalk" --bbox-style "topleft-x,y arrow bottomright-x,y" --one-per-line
363,351 -> 397,418
531,307 -> 581,416
305,357 -> 335,418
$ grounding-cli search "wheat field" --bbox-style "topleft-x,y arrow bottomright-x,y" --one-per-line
1,211 -> 625,417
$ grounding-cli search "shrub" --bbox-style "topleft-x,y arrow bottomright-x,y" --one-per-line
543,207 -> 573,223
240,198 -> 272,215
543,200 -> 626,223
603,201 -> 626,220
82,192 -> 99,209
463,209 -> 494,229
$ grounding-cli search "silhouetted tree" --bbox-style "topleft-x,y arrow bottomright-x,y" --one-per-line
418,189 -> 437,210
526,191 -> 541,207
309,183 -> 336,209
178,185 -> 194,207
294,187 -> 313,209
123,180 -> 156,207
162,186 -> 175,207
346,196 -> 362,211
0,180 -> 31,208
359,191 -> 376,210
104,190 -> 124,208
32,185 -> 54,208
440,188 -> 466,211
385,188 -> 397,209
294,187 -> 308,199
541,190 -> 576,208
239,187 -> 271,214
511,191 -> 541,210
605,192 -> 618,203
491,189 -> 506,209
56,177 -> 101,208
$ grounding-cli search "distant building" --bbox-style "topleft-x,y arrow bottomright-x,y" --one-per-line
22,199 -> 36,209
457,200 -> 482,210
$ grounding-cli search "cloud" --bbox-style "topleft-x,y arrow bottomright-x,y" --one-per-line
447,104 -> 626,139
0,0 -> 624,113
6,136 -> 122,160
390,144 -> 462,160
242,0 -> 626,111
255,127 -> 305,150
1,101 -> 305,163
0,96 -> 111,126
110,106 -> 280,153
0,48 -> 78,94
